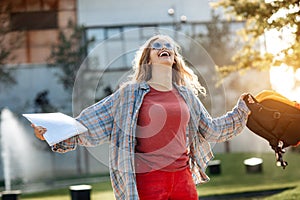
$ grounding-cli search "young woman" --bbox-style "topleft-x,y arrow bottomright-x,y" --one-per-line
33,34 -> 253,200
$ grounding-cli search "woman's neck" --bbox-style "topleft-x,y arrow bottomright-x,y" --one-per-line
148,64 -> 173,91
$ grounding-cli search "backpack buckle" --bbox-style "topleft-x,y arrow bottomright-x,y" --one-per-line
273,112 -> 281,119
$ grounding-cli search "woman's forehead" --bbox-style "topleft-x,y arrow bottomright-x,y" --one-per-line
152,36 -> 173,43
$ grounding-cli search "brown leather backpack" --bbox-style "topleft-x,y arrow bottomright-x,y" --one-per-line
244,90 -> 300,169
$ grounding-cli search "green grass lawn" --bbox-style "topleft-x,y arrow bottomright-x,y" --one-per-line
20,152 -> 300,200
199,152 -> 300,199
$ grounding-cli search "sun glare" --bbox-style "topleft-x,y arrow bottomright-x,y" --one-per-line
269,63 -> 300,102
270,64 -> 295,95
264,6 -> 300,102
266,28 -> 300,102
295,68 -> 300,81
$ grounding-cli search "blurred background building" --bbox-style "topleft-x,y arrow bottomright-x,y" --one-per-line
0,0 -> 271,190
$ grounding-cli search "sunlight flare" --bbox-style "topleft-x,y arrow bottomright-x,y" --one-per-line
269,64 -> 300,102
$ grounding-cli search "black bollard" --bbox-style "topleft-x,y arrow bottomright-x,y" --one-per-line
208,160 -> 221,175
69,185 -> 92,200
244,157 -> 263,173
1,190 -> 21,200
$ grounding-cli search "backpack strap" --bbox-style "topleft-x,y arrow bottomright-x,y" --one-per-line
274,141 -> 288,169
244,94 -> 289,169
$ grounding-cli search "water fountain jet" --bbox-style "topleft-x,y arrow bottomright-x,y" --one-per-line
0,108 -> 23,199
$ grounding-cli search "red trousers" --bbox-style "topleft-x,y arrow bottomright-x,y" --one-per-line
136,167 -> 198,200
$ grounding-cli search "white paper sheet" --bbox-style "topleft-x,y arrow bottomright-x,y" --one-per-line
22,112 -> 87,146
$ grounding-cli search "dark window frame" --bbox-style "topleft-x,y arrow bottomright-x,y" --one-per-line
10,11 -> 58,31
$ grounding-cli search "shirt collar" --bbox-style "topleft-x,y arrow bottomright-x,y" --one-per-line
139,81 -> 185,92
139,81 -> 150,90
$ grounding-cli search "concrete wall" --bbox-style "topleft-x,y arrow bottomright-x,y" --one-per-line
77,0 -> 212,26
0,65 -> 110,185
0,65 -> 70,115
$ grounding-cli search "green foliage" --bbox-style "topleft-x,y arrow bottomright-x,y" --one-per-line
212,0 -> 300,76
48,21 -> 94,91
195,11 -> 237,67
199,152 -> 300,199
0,3 -> 17,85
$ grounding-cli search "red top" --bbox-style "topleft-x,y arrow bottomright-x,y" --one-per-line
135,86 -> 190,173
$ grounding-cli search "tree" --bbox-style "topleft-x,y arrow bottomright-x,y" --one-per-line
34,90 -> 57,113
0,3 -> 18,85
48,21 -> 94,92
211,0 -> 300,77
194,11 -> 241,152
48,21 -> 95,175
195,11 -> 238,67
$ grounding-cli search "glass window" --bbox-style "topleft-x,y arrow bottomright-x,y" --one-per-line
105,27 -> 123,40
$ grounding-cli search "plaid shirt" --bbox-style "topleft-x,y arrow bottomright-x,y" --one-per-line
52,81 -> 250,200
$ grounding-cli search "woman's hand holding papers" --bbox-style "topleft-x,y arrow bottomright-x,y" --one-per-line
31,124 -> 47,141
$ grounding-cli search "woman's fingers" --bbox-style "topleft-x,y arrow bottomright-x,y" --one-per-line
246,95 -> 255,104
241,93 -> 255,104
31,124 -> 47,140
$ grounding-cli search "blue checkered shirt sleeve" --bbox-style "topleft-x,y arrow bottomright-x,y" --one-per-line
52,92 -> 117,152
198,97 -> 250,143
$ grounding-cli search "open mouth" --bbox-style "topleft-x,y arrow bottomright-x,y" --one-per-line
158,51 -> 170,57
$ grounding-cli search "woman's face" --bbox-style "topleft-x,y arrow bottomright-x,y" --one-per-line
149,38 -> 175,67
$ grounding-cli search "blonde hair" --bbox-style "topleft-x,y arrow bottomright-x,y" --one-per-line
131,34 -> 206,96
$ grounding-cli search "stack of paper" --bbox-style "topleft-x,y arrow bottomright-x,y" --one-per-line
23,112 -> 87,146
